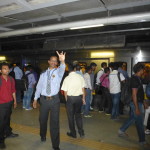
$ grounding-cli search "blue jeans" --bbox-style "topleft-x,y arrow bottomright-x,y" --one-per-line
84,89 -> 91,115
111,92 -> 120,119
23,88 -> 34,109
120,102 -> 145,143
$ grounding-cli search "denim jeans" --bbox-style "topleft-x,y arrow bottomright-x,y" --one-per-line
120,102 -> 145,143
111,92 -> 120,119
23,88 -> 34,109
84,89 -> 91,115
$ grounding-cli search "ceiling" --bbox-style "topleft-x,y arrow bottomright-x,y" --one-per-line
0,0 -> 150,51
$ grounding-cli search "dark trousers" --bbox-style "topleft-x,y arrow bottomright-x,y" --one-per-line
0,101 -> 13,143
103,88 -> 112,113
66,96 -> 84,136
147,114 -> 150,130
39,95 -> 60,149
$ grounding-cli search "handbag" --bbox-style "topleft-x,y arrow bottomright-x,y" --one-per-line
95,75 -> 108,95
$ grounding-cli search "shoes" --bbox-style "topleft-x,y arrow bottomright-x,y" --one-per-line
145,129 -> 150,135
105,112 -> 111,116
25,107 -> 33,110
79,133 -> 85,138
23,106 -> 25,109
84,115 -> 92,118
66,132 -> 76,138
5,133 -> 19,138
0,143 -> 6,149
41,137 -> 46,142
118,129 -> 128,138
90,107 -> 94,111
53,147 -> 60,150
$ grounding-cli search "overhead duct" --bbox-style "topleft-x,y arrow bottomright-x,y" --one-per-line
0,12 -> 150,38
43,35 -> 125,50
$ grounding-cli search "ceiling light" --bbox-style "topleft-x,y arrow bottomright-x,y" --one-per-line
0,56 -> 6,61
27,0 -> 54,5
91,52 -> 114,58
0,3 -> 21,13
70,24 -> 104,30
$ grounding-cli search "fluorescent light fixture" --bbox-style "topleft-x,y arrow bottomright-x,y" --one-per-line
0,56 -> 6,61
137,50 -> 143,61
91,52 -> 114,58
27,0 -> 54,5
70,24 -> 104,30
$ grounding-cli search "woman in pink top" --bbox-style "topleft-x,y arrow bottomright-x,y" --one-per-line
99,67 -> 112,114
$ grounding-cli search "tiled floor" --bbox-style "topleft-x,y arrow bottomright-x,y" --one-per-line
5,103 -> 150,150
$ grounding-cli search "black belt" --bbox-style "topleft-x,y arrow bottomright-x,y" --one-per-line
41,95 -> 56,100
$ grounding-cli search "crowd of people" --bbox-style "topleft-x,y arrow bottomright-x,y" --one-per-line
0,51 -> 150,150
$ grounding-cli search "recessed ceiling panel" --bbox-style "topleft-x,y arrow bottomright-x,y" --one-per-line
46,0 -> 103,14
6,8 -> 56,20
0,3 -> 21,13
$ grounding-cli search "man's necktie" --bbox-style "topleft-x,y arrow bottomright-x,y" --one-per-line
46,71 -> 51,95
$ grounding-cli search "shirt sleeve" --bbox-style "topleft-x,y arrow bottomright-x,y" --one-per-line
120,73 -> 125,81
34,74 -> 43,100
11,77 -> 16,93
57,63 -> 66,78
81,76 -> 86,88
96,70 -> 103,84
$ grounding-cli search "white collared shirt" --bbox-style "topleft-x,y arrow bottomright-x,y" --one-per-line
61,72 -> 85,96
84,73 -> 92,90
109,70 -> 125,94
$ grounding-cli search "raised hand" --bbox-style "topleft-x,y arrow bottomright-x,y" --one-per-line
56,51 -> 66,63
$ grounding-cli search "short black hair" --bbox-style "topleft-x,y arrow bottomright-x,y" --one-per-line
68,64 -> 74,72
26,65 -> 32,71
112,62 -> 119,70
133,63 -> 145,73
0,62 -> 9,70
75,64 -> 81,71
85,66 -> 91,73
101,62 -> 107,68
90,62 -> 97,67
104,67 -> 110,73
108,62 -> 114,68
118,62 -> 123,67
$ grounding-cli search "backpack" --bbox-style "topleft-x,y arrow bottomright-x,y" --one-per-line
117,72 -> 132,106
146,82 -> 150,98
9,67 -> 15,79
21,72 -> 31,91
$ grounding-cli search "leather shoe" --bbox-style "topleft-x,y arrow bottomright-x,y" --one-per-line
41,137 -> 46,142
6,133 -> 19,138
0,143 -> 6,149
67,132 -> 76,138
53,147 -> 60,150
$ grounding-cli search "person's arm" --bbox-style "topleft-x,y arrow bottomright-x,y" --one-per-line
56,51 -> 66,78
12,92 -> 17,108
33,74 -> 43,108
96,71 -> 103,84
82,88 -> 86,105
11,78 -> 17,108
64,91 -> 67,101
132,88 -> 140,115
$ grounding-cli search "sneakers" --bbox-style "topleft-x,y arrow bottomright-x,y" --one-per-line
84,115 -> 92,118
118,129 -> 128,138
25,107 -> 33,111
145,129 -> 150,135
